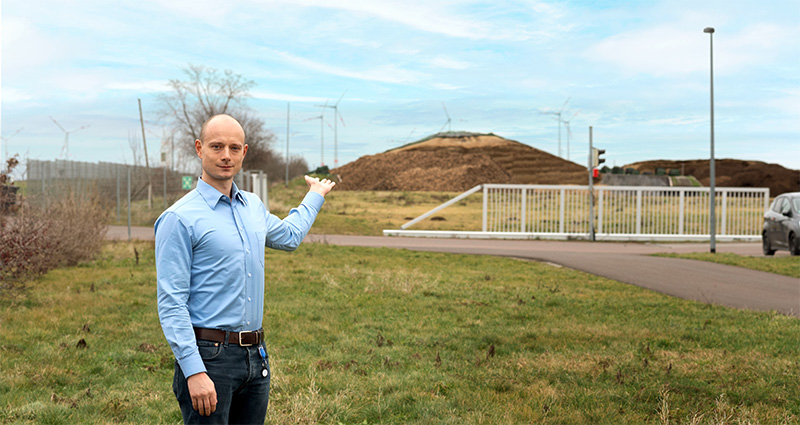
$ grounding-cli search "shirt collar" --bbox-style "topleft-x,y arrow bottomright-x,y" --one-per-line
197,177 -> 248,209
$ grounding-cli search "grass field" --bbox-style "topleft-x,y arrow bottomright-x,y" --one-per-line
107,177 -> 483,232
110,177 -> 770,241
1,242 -> 797,424
269,178 -> 483,235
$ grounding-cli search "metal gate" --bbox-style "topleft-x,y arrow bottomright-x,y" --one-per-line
384,184 -> 770,241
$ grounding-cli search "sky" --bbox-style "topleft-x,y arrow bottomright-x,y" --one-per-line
2,0 -> 799,179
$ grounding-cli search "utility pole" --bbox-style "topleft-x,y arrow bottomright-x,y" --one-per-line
138,98 -> 152,209
286,102 -> 290,187
704,27 -> 717,254
588,126 -> 595,242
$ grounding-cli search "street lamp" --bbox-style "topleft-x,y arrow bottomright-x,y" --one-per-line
704,26 -> 716,254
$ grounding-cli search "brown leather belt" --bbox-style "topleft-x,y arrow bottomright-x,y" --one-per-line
194,327 -> 264,346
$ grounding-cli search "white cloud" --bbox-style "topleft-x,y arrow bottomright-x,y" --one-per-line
586,22 -> 797,77
107,80 -> 170,93
430,56 -> 471,70
269,49 -> 428,84
432,83 -> 462,91
143,0 -> 236,22
645,116 -> 706,126
278,0 -> 535,40
337,38 -> 383,49
1,16 -> 72,79
2,87 -> 34,103
251,90 -> 328,103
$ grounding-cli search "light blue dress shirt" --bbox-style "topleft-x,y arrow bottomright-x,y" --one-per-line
155,177 -> 324,378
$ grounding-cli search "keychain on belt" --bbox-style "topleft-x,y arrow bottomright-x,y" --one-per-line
258,345 -> 269,378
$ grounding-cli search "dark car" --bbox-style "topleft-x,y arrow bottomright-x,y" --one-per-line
763,192 -> 800,256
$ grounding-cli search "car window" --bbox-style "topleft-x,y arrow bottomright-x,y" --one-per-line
771,198 -> 785,213
793,198 -> 800,214
779,198 -> 791,214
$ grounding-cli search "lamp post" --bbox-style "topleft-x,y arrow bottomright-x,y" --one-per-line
704,26 -> 716,254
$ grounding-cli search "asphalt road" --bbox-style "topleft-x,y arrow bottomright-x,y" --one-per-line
109,226 -> 800,317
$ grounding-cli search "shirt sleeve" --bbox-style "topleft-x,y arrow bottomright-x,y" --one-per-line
155,211 -> 206,378
266,191 -> 325,251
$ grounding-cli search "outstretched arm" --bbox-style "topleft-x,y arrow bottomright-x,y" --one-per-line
264,176 -> 332,251
305,175 -> 335,197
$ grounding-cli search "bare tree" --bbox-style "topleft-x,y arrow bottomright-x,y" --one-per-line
161,65 -> 253,140
159,64 -> 306,181
128,130 -> 143,167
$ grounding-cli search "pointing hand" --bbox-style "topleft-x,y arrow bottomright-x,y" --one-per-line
305,175 -> 335,197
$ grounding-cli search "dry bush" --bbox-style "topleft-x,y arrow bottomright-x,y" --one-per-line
0,193 -> 108,291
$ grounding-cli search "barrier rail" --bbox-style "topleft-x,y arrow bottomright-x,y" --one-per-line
385,184 -> 770,241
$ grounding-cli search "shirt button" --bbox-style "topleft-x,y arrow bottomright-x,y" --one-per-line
247,321 -> 251,325
248,297 -> 252,301
248,273 -> 252,277
246,249 -> 250,253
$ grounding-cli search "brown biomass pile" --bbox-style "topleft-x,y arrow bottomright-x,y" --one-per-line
331,132 -> 587,191
625,159 -> 800,197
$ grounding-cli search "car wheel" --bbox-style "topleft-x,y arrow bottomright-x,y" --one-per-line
762,232 -> 775,256
790,233 -> 800,256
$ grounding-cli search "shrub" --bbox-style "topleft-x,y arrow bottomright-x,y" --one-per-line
0,193 -> 108,291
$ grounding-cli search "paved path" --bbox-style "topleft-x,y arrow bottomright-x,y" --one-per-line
109,226 -> 799,317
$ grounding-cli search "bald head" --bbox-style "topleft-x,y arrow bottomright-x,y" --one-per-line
198,114 -> 245,144
195,114 -> 249,195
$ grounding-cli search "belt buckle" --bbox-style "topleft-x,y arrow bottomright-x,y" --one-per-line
237,331 -> 255,346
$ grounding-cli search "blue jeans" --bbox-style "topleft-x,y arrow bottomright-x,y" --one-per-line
173,339 -> 271,424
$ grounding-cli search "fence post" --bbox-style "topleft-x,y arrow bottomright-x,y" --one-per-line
520,188 -> 527,233
40,160 -> 45,199
127,167 -> 131,241
163,165 -> 167,210
559,188 -> 565,234
116,168 -> 120,223
678,189 -> 685,235
720,190 -> 727,235
636,189 -> 642,235
482,185 -> 488,232
598,188 -> 604,234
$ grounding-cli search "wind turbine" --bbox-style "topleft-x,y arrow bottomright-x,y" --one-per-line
317,91 -> 346,168
539,97 -> 570,158
440,102 -> 452,133
304,111 -> 325,168
50,116 -> 89,159
561,110 -> 579,161
1,127 -> 23,168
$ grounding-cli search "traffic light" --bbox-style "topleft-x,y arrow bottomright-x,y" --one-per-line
591,147 -> 606,168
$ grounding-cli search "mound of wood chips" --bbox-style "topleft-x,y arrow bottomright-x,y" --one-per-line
331,133 -> 587,191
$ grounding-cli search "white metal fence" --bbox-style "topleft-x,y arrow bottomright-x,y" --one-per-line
386,184 -> 770,241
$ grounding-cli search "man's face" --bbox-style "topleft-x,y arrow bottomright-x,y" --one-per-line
195,116 -> 248,184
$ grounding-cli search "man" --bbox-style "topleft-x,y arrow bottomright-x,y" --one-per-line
155,114 -> 334,424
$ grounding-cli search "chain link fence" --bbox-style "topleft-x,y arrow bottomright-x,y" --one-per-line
21,159 -> 268,231
25,159 -> 193,219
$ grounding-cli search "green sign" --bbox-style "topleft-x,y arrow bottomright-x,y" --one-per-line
182,176 -> 193,190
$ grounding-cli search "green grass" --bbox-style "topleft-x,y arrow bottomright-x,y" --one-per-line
1,242 -> 797,424
108,195 -> 183,227
655,253 -> 800,278
268,178 -> 483,236
112,177 -> 769,241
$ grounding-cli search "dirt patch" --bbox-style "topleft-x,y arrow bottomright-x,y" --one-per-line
332,132 -> 587,191
624,159 -> 799,197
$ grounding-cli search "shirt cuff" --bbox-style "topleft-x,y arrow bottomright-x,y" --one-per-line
177,352 -> 207,378
302,191 -> 325,211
